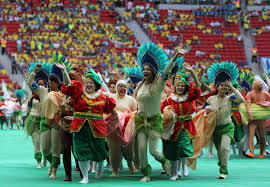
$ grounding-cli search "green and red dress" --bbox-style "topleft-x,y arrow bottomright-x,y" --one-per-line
61,80 -> 116,161
161,83 -> 200,160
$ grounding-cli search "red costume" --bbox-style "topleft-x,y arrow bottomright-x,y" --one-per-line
195,87 -> 216,106
61,80 -> 116,137
161,83 -> 201,140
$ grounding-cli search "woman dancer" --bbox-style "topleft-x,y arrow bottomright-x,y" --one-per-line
25,63 -> 49,168
204,62 -> 245,179
134,42 -> 187,182
58,64 -> 116,184
105,80 -> 137,177
161,64 -> 200,180
27,62 -> 54,177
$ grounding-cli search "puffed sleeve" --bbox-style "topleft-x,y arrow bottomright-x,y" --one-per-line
61,80 -> 83,99
103,95 -> 116,114
161,98 -> 169,113
188,82 -> 201,101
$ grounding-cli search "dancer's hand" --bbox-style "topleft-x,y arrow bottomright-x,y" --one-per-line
178,48 -> 190,55
184,64 -> 193,72
55,62 -> 66,71
225,80 -> 233,88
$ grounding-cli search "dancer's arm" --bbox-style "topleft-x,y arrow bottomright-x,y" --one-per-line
185,64 -> 200,88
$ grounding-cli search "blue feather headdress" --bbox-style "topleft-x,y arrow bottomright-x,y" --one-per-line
28,61 -> 53,83
123,66 -> 143,84
50,51 -> 73,83
171,56 -> 185,75
240,72 -> 254,92
137,42 -> 169,75
207,61 -> 239,86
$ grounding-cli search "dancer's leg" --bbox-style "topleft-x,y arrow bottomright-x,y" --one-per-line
32,130 -> 42,168
41,129 -> 52,174
170,160 -> 179,180
218,134 -> 231,178
107,138 -> 121,176
257,120 -> 266,156
78,160 -> 90,184
248,122 -> 257,155
95,160 -> 104,179
149,133 -> 171,176
50,128 -> 61,179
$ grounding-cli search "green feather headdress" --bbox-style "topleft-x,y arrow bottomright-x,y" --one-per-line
240,72 -> 254,91
52,51 -> 73,72
123,66 -> 143,84
207,61 -> 239,86
137,42 -> 169,75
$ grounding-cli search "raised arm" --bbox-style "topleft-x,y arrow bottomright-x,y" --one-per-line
226,80 -> 245,104
185,64 -> 200,88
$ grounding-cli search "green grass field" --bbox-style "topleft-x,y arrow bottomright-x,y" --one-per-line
0,129 -> 270,187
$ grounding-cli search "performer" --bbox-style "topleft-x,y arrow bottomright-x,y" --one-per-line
161,64 -> 200,180
25,63 -> 49,168
134,42 -> 187,182
0,97 -> 7,130
27,60 -> 64,179
123,66 -> 143,171
58,64 -> 116,184
108,78 -> 118,94
204,62 -> 245,179
26,62 -> 53,172
105,80 -> 137,176
244,79 -> 270,158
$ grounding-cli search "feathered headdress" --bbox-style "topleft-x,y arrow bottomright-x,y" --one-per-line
137,42 -> 169,75
171,56 -> 185,75
28,61 -> 53,83
50,51 -> 73,83
15,89 -> 26,99
207,61 -> 239,86
123,66 -> 143,84
202,76 -> 210,86
240,72 -> 254,92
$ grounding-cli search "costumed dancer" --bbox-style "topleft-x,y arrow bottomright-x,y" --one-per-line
203,61 -> 245,179
0,96 -> 7,130
241,79 -> 270,159
104,80 -> 137,177
231,73 -> 251,156
161,62 -> 201,180
27,60 -> 61,179
14,89 -> 26,129
25,62 -> 50,168
123,66 -> 143,171
58,63 -> 116,184
134,42 -> 186,182
45,53 -> 74,179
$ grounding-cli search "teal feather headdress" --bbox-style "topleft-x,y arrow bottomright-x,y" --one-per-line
207,61 -> 239,86
137,42 -> 169,75
123,66 -> 143,84
15,89 -> 26,99
240,72 -> 254,91
171,56 -> 185,74
28,61 -> 53,82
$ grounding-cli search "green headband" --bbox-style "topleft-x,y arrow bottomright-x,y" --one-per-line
85,69 -> 102,89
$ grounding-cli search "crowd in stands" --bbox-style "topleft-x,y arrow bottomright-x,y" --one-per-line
1,0 -> 262,84
132,1 -> 249,75
0,0 -> 140,81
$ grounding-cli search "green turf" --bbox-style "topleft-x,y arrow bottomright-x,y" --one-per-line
0,129 -> 270,187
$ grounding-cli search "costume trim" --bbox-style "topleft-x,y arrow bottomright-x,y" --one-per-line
170,92 -> 189,102
73,112 -> 103,120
